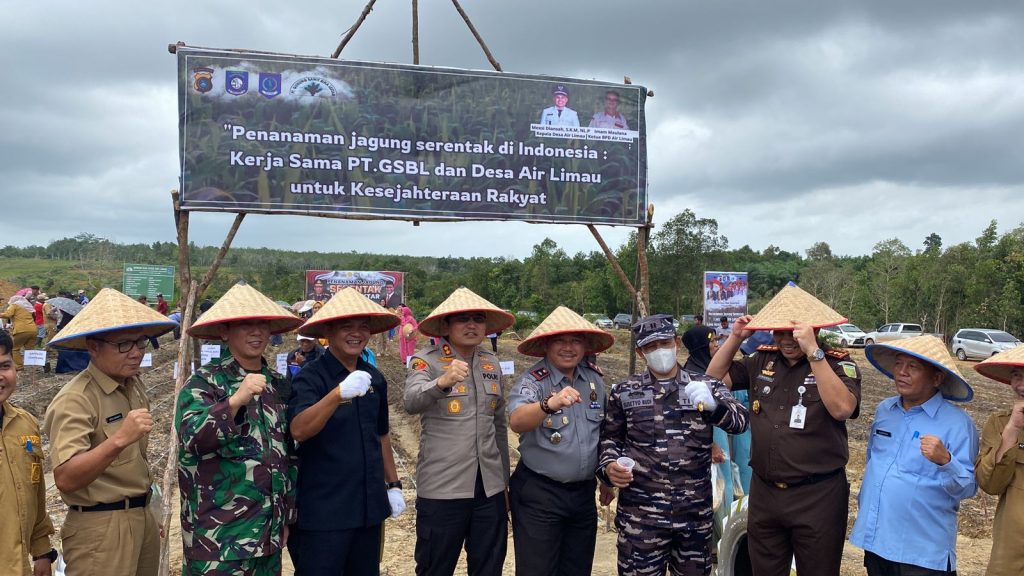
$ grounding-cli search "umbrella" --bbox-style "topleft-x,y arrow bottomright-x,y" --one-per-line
46,297 -> 83,316
291,300 -> 307,312
275,300 -> 291,309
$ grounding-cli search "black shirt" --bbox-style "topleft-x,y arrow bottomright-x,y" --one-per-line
681,326 -> 717,372
288,350 -> 391,530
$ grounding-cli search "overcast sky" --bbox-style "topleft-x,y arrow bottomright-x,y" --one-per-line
2,1 -> 1021,260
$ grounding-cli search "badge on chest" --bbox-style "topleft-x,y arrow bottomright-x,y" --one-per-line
622,389 -> 654,410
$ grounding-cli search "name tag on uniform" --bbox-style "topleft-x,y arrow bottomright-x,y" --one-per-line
622,390 -> 654,409
875,429 -> 892,438
789,404 -> 806,429
679,393 -> 695,409
106,413 -> 124,424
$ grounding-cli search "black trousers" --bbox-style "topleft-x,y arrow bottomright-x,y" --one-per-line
288,524 -> 382,575
415,472 -> 507,576
864,551 -> 956,576
509,463 -> 597,576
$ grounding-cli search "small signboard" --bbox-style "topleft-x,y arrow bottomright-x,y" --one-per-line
123,264 -> 176,301
23,350 -> 47,366
200,344 -> 222,365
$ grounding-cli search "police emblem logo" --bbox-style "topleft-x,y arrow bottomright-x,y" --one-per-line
447,399 -> 462,414
225,70 -> 248,95
192,67 -> 214,93
258,72 -> 281,99
411,358 -> 428,371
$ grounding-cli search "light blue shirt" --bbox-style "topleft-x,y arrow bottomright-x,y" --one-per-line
849,392 -> 979,570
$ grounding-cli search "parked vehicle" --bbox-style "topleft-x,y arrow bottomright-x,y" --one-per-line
950,328 -> 1020,360
863,323 -> 923,345
819,323 -> 868,347
584,313 -> 613,329
612,313 -> 634,329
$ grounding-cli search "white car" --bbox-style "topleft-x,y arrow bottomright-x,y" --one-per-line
951,328 -> 1020,360
819,323 -> 868,348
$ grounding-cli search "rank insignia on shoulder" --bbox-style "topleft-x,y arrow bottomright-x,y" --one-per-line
826,349 -> 850,359
586,361 -> 604,377
530,367 -> 550,381
411,358 -> 428,371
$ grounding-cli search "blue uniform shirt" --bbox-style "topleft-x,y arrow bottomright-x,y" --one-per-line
288,350 -> 391,531
849,392 -> 979,570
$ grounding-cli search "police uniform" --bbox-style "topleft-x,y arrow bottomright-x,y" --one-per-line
43,363 -> 159,576
728,344 -> 861,576
1,401 -> 55,576
539,106 -> 580,127
507,357 -> 605,576
599,366 -> 748,576
404,340 -> 509,576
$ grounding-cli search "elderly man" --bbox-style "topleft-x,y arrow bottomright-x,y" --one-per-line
850,336 -> 978,575
176,281 -> 302,576
286,334 -> 326,379
588,90 -> 629,129
600,314 -> 747,575
539,84 -> 580,127
507,306 -> 615,576
43,288 -> 177,576
1,330 -> 57,576
287,287 -> 405,575
707,282 -> 861,576
404,287 -> 515,576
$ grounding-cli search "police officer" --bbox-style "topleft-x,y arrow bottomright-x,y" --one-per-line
507,306 -> 615,576
539,85 -> 580,127
43,288 -> 178,576
706,282 -> 861,576
404,287 -> 515,576
599,314 -> 748,576
288,287 -> 406,575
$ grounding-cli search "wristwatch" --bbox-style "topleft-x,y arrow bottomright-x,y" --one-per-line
33,549 -> 58,563
386,480 -> 403,490
809,348 -> 826,362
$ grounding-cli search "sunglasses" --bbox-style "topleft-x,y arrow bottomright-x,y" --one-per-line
95,337 -> 150,353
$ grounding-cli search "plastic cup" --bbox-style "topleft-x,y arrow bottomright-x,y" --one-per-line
616,456 -> 636,472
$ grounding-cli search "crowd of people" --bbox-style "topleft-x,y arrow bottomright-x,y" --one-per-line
1,280 -> 1023,576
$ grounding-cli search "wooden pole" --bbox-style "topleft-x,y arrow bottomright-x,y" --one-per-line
172,190 -> 191,304
588,225 -> 645,317
196,213 -> 245,298
157,280 -> 197,576
637,204 -> 654,315
412,0 -> 420,65
332,0 -> 379,58
450,0 -> 502,71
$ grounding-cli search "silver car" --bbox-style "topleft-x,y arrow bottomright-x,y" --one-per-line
819,323 -> 868,347
951,328 -> 1020,360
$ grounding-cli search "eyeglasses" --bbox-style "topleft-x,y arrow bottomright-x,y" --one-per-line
639,338 -> 676,354
449,313 -> 486,324
95,337 -> 150,353
605,97 -> 619,103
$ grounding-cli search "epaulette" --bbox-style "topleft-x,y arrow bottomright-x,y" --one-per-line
530,367 -> 550,381
757,344 -> 779,351
826,349 -> 850,359
586,361 -> 604,377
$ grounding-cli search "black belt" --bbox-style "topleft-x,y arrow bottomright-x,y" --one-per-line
518,462 -> 595,490
759,468 -> 844,490
72,494 -> 149,512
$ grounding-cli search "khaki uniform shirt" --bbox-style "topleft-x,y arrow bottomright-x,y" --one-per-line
404,340 -> 509,499
43,363 -> 152,506
976,410 -> 1024,576
1,402 -> 54,576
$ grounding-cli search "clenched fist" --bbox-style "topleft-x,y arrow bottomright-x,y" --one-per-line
232,373 -> 268,407
114,408 -> 153,448
919,434 -> 951,466
438,359 -> 470,390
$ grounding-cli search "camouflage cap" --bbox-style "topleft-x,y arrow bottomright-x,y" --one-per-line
633,314 -> 677,347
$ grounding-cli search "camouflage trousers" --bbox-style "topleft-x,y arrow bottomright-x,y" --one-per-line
615,517 -> 712,576
182,552 -> 281,576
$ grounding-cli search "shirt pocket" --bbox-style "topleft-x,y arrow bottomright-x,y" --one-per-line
625,406 -> 657,447
101,421 -> 138,467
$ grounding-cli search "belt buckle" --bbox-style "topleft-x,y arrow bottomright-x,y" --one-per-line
774,481 -> 788,489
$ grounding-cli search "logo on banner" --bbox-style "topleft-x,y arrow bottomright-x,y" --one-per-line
290,76 -> 338,98
225,70 -> 248,95
258,73 -> 281,99
192,67 -> 214,93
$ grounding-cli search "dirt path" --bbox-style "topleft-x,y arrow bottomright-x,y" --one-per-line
14,332 -> 1004,575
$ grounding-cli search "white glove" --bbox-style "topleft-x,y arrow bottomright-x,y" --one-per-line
684,382 -> 717,411
387,487 -> 406,518
338,370 -> 373,400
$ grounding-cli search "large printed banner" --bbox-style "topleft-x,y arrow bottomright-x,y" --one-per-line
306,271 -> 405,308
123,264 -> 175,301
703,272 -> 748,324
177,47 -> 647,226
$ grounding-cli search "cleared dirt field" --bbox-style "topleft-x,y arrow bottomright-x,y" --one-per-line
12,330 -> 1008,575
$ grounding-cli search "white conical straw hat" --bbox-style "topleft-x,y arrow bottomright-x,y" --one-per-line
299,287 -> 400,338
188,281 -> 303,340
975,344 -> 1024,385
517,306 -> 614,357
746,282 -> 847,331
417,287 -> 515,338
865,335 -> 973,402
47,288 -> 178,350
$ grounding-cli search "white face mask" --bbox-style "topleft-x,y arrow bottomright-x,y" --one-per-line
643,346 -> 678,374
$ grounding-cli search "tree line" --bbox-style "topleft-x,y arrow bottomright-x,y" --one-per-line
2,213 -> 1022,338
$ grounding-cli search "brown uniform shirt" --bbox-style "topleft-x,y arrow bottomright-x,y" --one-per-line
43,363 -> 152,506
975,410 -> 1024,576
1,402 -> 54,576
730,345 -> 861,484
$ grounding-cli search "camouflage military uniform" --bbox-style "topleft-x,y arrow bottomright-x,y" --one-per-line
599,366 -> 748,576
176,353 -> 297,575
